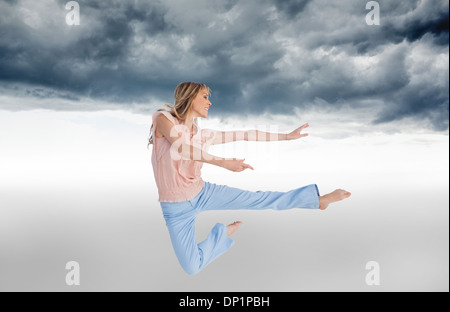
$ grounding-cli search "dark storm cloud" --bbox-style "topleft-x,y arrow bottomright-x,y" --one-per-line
0,0 -> 448,131
273,0 -> 311,19
375,83 -> 449,131
382,2 -> 449,47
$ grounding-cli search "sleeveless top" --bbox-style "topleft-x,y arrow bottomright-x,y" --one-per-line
151,110 -> 217,202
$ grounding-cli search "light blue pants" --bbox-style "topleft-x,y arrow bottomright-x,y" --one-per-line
160,181 -> 320,275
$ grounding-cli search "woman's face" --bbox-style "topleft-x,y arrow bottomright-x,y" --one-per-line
190,89 -> 212,118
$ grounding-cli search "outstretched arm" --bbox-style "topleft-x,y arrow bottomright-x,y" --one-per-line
156,114 -> 254,172
210,123 -> 310,144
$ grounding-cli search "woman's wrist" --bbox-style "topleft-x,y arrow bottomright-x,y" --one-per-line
207,157 -> 224,168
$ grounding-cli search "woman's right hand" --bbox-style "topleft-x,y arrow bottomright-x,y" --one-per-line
220,158 -> 254,172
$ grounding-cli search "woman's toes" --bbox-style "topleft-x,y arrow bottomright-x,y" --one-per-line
227,221 -> 243,236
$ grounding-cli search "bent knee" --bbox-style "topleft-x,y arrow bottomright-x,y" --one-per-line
182,263 -> 201,275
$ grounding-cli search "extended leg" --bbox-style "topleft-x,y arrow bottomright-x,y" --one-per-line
192,182 -> 321,213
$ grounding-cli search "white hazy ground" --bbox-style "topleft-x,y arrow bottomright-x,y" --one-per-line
0,108 -> 448,292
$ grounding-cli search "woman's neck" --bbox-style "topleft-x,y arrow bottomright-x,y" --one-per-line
181,115 -> 196,135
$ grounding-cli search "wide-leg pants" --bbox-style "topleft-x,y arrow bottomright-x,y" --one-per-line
160,181 -> 320,275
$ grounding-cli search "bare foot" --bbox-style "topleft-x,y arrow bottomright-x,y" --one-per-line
226,221 -> 243,236
319,189 -> 351,210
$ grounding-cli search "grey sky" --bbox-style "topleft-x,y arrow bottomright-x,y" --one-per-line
0,0 -> 448,130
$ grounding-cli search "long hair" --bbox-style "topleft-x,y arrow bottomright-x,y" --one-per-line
147,82 -> 211,149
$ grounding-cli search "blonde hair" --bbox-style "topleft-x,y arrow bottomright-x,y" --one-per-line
147,82 -> 211,149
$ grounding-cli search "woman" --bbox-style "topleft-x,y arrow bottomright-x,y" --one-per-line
148,82 -> 351,275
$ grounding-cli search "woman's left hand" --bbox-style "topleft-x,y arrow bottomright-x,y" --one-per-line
286,123 -> 309,140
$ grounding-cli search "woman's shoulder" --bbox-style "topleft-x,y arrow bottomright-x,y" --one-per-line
153,110 -> 182,139
153,110 -> 179,125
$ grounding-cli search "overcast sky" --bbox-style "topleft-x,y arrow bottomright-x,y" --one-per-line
0,0 -> 448,131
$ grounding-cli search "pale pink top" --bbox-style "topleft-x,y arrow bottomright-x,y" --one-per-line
151,110 -> 217,202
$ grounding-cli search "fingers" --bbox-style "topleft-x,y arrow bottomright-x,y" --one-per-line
236,166 -> 253,172
244,163 -> 254,170
241,159 -> 254,170
297,123 -> 310,137
300,123 -> 309,129
238,163 -> 254,171
232,158 -> 254,171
